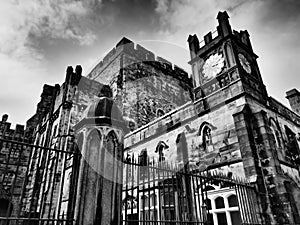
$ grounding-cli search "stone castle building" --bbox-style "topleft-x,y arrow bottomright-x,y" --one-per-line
0,11 -> 300,225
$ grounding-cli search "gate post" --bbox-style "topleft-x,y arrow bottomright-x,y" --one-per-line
73,96 -> 127,225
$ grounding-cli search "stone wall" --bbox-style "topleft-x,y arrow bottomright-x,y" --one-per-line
245,95 -> 300,224
87,37 -> 193,130
124,97 -> 247,179
0,114 -> 31,218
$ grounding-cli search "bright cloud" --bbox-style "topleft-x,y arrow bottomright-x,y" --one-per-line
0,0 -> 98,125
0,0 -> 299,125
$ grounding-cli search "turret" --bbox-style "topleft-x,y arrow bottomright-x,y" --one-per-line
187,34 -> 200,59
74,96 -> 126,225
2,114 -> 8,122
216,11 -> 232,37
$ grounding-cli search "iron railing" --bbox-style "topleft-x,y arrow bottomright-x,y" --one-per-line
0,138 -> 81,225
122,158 -> 261,225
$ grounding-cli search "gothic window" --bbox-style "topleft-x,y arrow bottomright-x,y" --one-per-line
155,141 -> 169,162
106,131 -> 118,158
200,124 -> 213,152
105,131 -> 119,181
86,129 -> 103,175
285,126 -> 300,164
269,118 -> 282,148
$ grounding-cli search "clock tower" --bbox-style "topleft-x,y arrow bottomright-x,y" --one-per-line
188,11 -> 268,108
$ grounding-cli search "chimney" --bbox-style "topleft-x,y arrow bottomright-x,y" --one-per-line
286,88 -> 300,115
217,11 -> 232,37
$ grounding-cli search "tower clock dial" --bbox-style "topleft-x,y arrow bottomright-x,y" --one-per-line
238,53 -> 251,74
202,53 -> 225,80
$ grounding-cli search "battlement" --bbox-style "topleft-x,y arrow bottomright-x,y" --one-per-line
0,114 -> 25,138
87,37 -> 191,85
188,11 -> 253,60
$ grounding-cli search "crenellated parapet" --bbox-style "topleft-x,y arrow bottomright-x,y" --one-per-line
188,11 -> 254,60
0,114 -> 26,141
87,37 -> 192,86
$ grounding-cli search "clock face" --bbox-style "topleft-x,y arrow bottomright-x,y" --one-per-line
202,53 -> 225,80
238,53 -> 251,74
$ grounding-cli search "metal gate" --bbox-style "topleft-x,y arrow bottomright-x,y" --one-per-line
0,138 -> 80,225
122,158 -> 261,225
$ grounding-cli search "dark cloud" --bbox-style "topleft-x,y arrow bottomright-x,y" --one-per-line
85,0 -> 161,34
260,0 -> 300,25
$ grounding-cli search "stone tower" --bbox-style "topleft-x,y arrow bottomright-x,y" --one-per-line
187,11 -> 300,224
188,11 -> 268,105
87,38 -> 193,130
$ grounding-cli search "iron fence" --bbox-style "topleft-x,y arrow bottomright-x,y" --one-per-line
122,158 -> 261,225
0,138 -> 80,225
0,137 -> 262,225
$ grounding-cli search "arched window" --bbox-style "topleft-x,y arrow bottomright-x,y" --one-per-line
155,141 -> 169,162
228,195 -> 238,207
215,196 -> 225,209
106,131 -> 118,158
86,129 -> 102,174
269,118 -> 282,148
198,122 -> 215,152
203,126 -> 212,144
201,125 -> 212,152
105,131 -> 119,181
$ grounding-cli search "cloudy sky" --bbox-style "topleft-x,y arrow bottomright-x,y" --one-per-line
0,0 -> 300,126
